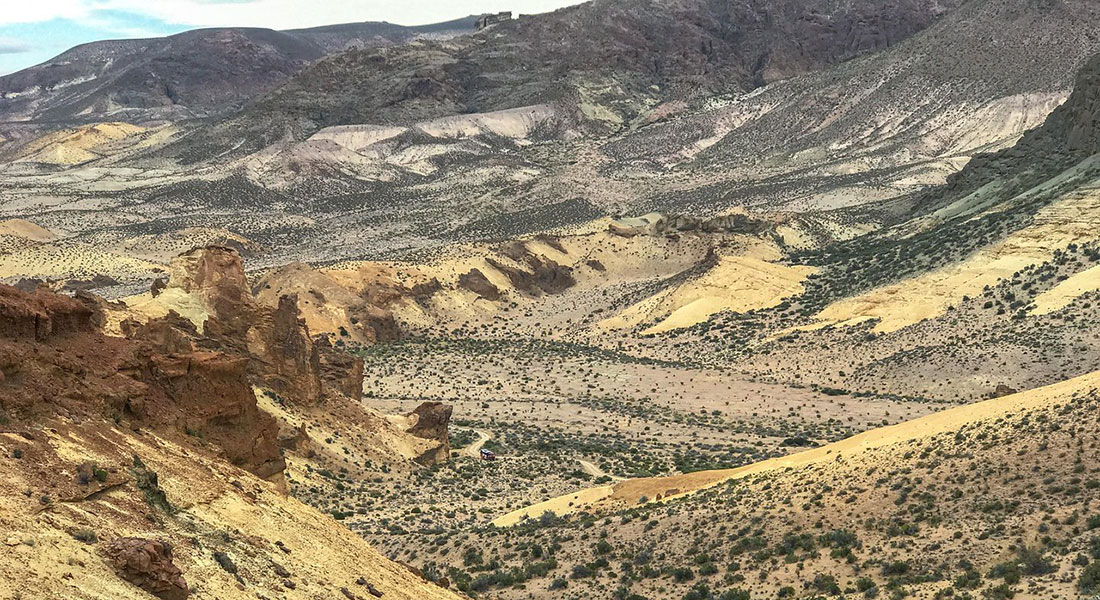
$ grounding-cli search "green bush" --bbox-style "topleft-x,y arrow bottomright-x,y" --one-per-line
1081,562 -> 1100,594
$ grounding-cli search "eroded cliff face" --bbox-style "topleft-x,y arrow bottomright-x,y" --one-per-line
609,212 -> 778,237
254,261 -> 400,346
86,246 -> 451,479
315,335 -> 365,399
251,294 -> 322,404
144,352 -> 285,480
170,246 -> 257,337
0,284 -> 285,482
167,246 -> 326,405
0,291 -> 464,600
0,284 -> 94,341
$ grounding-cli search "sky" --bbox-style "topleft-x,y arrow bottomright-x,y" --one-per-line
0,0 -> 587,75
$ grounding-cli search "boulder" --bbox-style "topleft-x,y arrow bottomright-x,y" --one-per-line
278,424 -> 312,454
348,303 -> 400,343
991,384 -> 1019,398
103,537 -> 189,600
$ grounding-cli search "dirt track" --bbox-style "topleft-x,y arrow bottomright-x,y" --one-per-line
463,429 -> 492,459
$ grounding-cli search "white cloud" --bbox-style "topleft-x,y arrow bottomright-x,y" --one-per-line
0,38 -> 32,54
0,0 -> 586,29
0,1 -> 92,25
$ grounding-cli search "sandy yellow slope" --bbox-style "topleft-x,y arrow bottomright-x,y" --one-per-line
1031,263 -> 1100,315
121,288 -> 212,330
493,369 -> 1100,526
601,254 -> 815,334
809,177 -> 1100,333
0,243 -> 162,281
0,218 -> 55,242
13,123 -> 146,165
0,419 -> 464,600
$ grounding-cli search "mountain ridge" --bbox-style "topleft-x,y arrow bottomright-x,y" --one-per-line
0,16 -> 480,125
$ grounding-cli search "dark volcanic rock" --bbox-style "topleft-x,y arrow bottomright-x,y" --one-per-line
920,52 -> 1100,214
160,0 -> 965,157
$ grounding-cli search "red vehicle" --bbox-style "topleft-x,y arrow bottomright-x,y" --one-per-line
479,448 -> 496,461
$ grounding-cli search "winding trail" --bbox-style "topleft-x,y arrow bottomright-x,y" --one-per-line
463,429 -> 492,459
578,459 -> 625,481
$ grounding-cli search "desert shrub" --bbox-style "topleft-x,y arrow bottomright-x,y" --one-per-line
672,567 -> 694,583
1081,562 -> 1100,594
71,529 -> 97,544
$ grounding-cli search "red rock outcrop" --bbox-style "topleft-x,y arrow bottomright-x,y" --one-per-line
0,284 -> 285,483
169,246 -> 256,337
349,303 -> 400,344
250,294 -> 322,404
0,284 -> 94,340
315,335 -> 364,399
457,268 -> 501,301
168,248 -> 330,405
126,311 -> 198,354
278,423 -> 312,454
102,537 -> 189,600
486,255 -> 575,296
141,352 -> 285,479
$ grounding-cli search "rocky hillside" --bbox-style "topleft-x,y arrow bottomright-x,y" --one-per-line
276,0 -> 966,122
0,17 -> 477,124
0,247 -> 463,598
403,372 -> 1100,600
918,51 -> 1100,215
1,0 -> 1095,271
83,0 -> 1095,259
0,290 -> 460,600
152,0 -> 964,157
607,0 -> 1100,214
